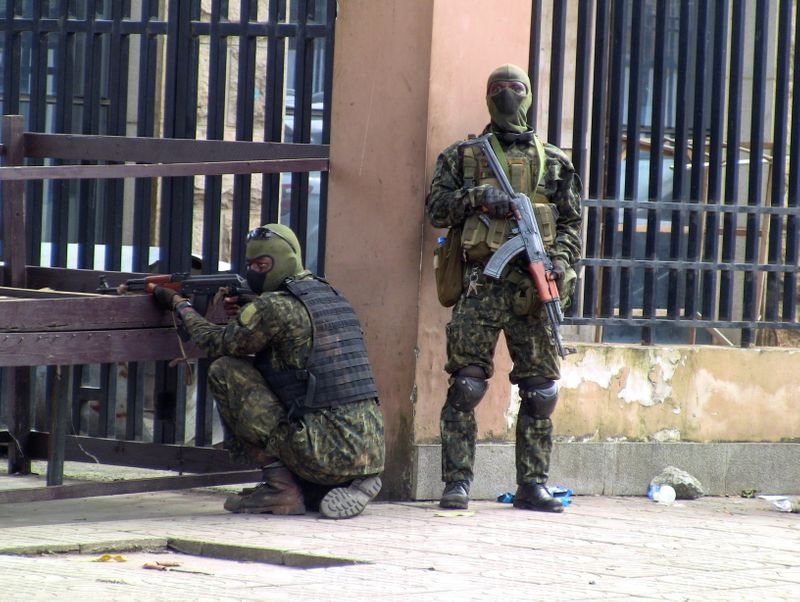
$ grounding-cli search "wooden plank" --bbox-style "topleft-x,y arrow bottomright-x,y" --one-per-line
0,157 -> 329,181
2,115 -> 26,288
26,266 -> 147,293
0,328 -> 207,366
27,433 -> 257,473
23,132 -> 328,163
0,294 -> 176,331
0,470 -> 263,504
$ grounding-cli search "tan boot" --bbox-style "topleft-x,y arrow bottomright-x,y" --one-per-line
224,463 -> 306,515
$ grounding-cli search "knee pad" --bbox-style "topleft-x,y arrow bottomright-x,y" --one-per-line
519,379 -> 559,418
446,374 -> 488,412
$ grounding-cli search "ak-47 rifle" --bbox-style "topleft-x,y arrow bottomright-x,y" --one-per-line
97,272 -> 253,316
461,134 -> 570,358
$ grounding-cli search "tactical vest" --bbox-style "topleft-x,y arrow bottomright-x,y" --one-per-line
254,278 -> 379,417
460,134 -> 557,262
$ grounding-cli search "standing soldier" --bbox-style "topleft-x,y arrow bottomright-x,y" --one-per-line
151,224 -> 385,519
426,64 -> 582,512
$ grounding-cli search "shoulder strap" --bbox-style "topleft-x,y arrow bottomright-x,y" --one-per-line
532,134 -> 546,190
488,134 -> 511,183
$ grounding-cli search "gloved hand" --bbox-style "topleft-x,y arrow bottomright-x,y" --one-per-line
482,186 -> 516,218
152,286 -> 180,310
549,258 -> 568,291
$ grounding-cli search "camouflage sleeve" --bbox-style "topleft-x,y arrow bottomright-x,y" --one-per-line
541,143 -> 583,266
425,141 -> 478,228
178,295 -> 285,359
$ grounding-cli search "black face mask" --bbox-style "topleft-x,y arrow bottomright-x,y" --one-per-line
490,88 -> 525,115
246,270 -> 267,295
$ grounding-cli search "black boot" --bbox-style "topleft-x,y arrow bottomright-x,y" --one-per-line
513,483 -> 564,513
439,480 -> 470,509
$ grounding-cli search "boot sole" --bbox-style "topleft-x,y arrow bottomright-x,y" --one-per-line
319,475 -> 382,519
512,500 -> 564,513
439,498 -> 469,510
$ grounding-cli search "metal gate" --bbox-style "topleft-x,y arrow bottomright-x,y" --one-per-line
531,0 -> 799,346
1,0 -> 336,472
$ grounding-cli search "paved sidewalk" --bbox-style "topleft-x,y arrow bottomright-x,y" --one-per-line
1,471 -> 798,601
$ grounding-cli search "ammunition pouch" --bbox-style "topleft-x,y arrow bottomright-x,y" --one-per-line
434,227 -> 466,307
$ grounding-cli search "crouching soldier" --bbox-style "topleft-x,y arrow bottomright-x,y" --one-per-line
152,224 -> 385,519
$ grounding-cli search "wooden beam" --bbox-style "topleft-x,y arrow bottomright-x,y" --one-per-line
23,132 -> 328,163
26,433 -> 256,473
2,115 -> 26,288
0,293 -> 176,331
26,266 -> 147,293
0,328 -> 206,366
0,470 -> 263,504
0,157 -> 329,181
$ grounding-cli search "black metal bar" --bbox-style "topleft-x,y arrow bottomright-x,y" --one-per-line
765,0 -> 792,324
582,0 -> 610,320
600,0 -> 627,318
784,0 -> 800,322
231,0 -> 259,272
104,1 -> 130,271
667,0 -> 691,321
741,0 -> 770,347
700,0 -> 727,326
76,0 -> 101,271
202,0 -> 227,275
570,0 -> 593,190
719,1 -> 745,322
685,0 -> 710,324
51,0 -> 76,269
620,0 -> 644,323
547,0 -> 566,145
527,0 -> 542,129
132,0 -> 162,273
642,0 -> 668,345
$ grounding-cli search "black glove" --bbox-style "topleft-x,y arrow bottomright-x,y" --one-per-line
482,186 -> 515,218
152,286 -> 179,310
549,258 -> 568,292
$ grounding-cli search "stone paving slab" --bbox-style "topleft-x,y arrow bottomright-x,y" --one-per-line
1,479 -> 799,601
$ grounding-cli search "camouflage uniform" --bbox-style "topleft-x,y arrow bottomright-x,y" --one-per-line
426,127 -> 582,487
181,278 -> 385,486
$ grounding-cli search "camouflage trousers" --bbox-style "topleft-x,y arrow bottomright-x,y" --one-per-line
441,266 -> 559,485
208,356 -> 385,486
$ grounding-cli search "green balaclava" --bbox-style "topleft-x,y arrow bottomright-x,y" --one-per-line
486,63 -> 533,135
245,223 -> 304,293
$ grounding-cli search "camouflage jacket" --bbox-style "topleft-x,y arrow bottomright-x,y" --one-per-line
425,126 -> 583,266
180,281 -> 313,371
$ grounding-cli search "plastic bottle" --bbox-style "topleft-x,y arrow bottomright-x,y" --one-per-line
648,484 -> 676,504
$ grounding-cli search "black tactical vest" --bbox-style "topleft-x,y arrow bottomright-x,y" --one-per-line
255,277 -> 379,417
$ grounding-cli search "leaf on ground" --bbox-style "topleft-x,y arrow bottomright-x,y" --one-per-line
94,554 -> 127,562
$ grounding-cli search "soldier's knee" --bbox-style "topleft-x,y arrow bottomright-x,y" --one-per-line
519,377 -> 559,418
207,357 -> 236,383
445,366 -> 488,412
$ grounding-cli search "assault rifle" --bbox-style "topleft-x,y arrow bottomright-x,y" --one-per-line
97,272 -> 253,316
461,134 -> 570,358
